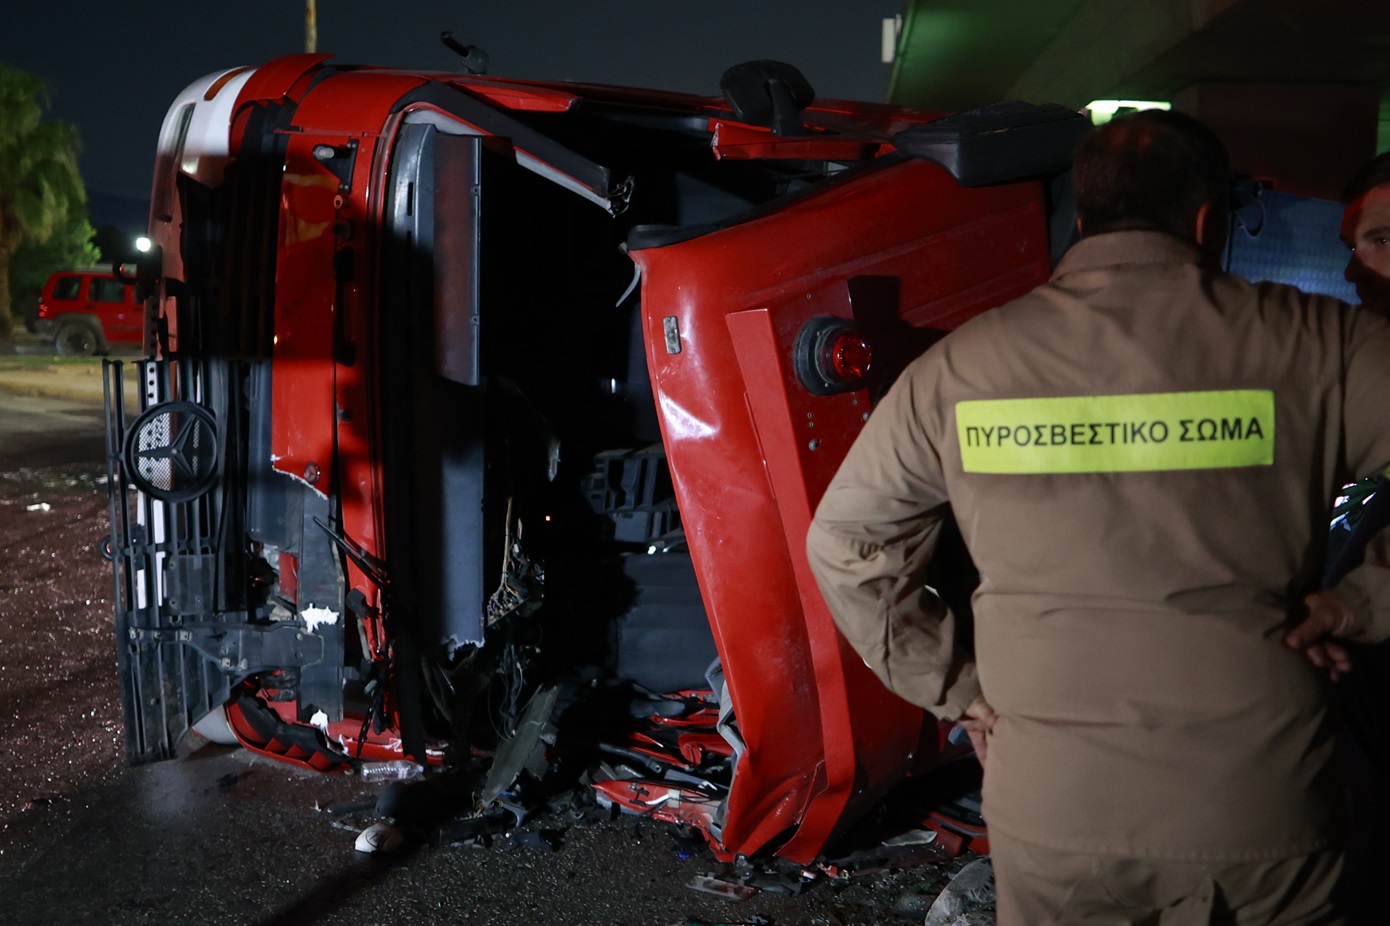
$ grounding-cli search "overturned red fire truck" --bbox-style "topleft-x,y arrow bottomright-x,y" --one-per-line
103,50 -> 1088,862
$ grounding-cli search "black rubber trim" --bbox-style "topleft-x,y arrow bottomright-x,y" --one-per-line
893,101 -> 1091,189
392,83 -> 613,202
794,316 -> 862,396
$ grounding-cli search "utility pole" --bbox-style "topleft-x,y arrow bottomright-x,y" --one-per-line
305,0 -> 317,53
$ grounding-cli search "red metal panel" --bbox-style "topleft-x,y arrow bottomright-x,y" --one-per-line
630,157 -> 1050,861
264,70 -> 429,602
235,53 -> 334,107
445,79 -> 580,112
711,121 -> 887,161
268,132 -> 343,499
725,306 -> 921,860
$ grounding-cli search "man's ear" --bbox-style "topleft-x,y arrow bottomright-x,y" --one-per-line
1193,202 -> 1213,247
1193,201 -> 1227,260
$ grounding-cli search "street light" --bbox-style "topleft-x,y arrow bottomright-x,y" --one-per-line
135,237 -> 151,253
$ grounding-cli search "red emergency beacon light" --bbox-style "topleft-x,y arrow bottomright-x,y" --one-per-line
796,316 -> 874,395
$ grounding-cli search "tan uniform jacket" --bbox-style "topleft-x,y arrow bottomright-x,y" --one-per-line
807,230 -> 1390,861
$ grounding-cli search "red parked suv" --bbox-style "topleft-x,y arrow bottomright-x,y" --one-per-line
34,268 -> 143,355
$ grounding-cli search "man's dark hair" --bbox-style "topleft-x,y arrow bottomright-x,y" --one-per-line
1342,151 -> 1390,204
1073,109 -> 1229,240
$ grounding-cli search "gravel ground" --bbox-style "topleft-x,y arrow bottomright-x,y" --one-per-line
0,461 -> 123,853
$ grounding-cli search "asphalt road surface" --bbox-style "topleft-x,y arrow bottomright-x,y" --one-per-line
0,373 -> 981,925
0,390 -> 107,468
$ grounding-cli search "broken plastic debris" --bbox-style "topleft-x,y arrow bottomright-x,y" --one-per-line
191,706 -> 238,745
359,759 -> 423,783
354,822 -> 405,853
687,874 -> 757,901
882,828 -> 939,847
922,806 -> 989,856
25,503 -> 51,512
432,810 -> 512,846
299,606 -> 339,632
480,685 -> 560,804
924,857 -> 996,926
705,660 -> 746,759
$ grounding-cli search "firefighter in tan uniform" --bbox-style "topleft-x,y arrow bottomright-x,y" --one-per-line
1323,152 -> 1390,925
807,110 -> 1390,925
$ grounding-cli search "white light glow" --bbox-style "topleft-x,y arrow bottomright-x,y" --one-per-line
1085,100 -> 1171,125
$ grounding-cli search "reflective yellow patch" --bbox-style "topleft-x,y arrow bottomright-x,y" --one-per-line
956,390 -> 1275,474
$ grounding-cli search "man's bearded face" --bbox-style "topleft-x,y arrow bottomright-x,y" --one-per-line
1341,185 -> 1390,315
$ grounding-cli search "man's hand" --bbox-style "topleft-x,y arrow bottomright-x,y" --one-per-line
957,695 -> 997,766
1283,589 -> 1363,680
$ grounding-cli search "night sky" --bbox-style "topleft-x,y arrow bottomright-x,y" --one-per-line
2,1 -> 901,211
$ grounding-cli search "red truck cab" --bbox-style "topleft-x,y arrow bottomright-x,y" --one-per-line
102,53 -> 1084,861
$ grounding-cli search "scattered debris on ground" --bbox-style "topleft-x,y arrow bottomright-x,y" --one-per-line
318,676 -> 995,921
925,857 -> 996,925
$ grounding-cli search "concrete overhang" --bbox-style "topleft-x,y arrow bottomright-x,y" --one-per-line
890,0 -> 1390,111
